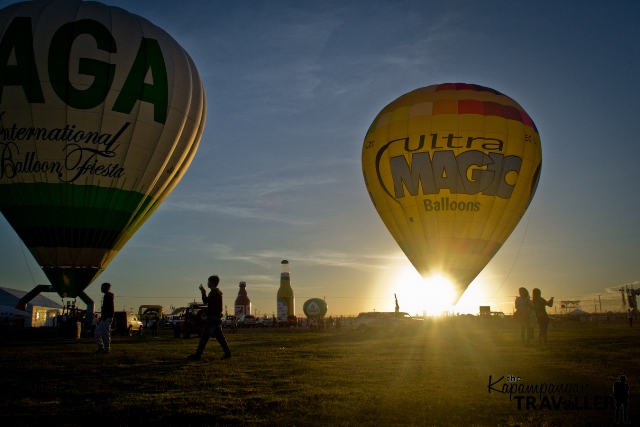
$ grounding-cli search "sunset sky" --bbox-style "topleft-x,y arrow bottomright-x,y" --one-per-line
1,0 -> 639,317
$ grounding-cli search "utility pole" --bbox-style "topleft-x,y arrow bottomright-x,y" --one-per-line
598,295 -> 601,313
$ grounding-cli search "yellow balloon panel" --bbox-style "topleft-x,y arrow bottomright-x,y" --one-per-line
362,83 -> 542,302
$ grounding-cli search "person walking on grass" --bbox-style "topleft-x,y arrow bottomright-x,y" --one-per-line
532,288 -> 554,345
628,309 -> 633,327
189,276 -> 232,361
231,315 -> 238,334
94,283 -> 114,355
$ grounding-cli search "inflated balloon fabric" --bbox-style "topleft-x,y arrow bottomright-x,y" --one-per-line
0,0 -> 206,297
362,83 -> 541,303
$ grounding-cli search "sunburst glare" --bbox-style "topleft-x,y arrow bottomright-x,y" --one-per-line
423,274 -> 456,316
392,267 -> 457,316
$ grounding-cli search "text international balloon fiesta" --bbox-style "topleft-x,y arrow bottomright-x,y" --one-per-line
0,0 -> 206,298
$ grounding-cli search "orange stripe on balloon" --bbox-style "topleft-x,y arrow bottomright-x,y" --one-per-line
432,99 -> 458,115
458,99 -> 483,115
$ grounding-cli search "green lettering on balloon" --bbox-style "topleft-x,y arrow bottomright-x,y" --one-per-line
0,17 -> 44,103
48,19 -> 116,109
112,38 -> 168,124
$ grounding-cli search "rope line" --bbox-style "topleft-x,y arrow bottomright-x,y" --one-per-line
484,200 -> 535,303
18,238 -> 38,287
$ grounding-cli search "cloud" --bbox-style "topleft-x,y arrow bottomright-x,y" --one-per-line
205,244 -> 404,272
162,158 -> 357,223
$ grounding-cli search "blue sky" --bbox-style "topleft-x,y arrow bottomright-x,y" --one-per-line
1,0 -> 639,316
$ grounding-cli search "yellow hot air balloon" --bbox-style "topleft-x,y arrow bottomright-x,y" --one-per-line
0,0 -> 205,302
362,83 -> 541,303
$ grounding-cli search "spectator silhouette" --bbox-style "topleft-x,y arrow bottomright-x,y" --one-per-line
514,287 -> 534,345
612,375 -> 630,424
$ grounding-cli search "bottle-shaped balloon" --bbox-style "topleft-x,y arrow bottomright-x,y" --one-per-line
277,260 -> 295,318
234,282 -> 251,317
0,0 -> 206,299
362,83 -> 542,304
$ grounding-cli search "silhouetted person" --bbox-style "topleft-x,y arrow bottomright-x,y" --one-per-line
152,314 -> 159,336
94,283 -> 114,355
189,276 -> 231,361
515,287 -> 533,345
612,375 -> 630,424
628,310 -> 633,327
532,288 -> 554,345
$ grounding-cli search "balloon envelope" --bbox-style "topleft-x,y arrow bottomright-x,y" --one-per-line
303,298 -> 328,320
0,0 -> 206,298
362,83 -> 541,303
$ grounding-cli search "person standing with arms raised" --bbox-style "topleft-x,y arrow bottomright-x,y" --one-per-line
189,276 -> 232,361
94,283 -> 114,354
532,288 -> 554,345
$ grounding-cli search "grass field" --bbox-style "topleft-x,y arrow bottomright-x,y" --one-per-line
1,319 -> 639,426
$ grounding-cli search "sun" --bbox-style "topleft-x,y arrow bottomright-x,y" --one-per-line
423,274 -> 456,316
392,267 -> 456,316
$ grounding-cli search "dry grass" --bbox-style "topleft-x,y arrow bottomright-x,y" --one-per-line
0,318 -> 638,426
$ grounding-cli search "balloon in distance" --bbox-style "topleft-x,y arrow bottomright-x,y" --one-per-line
0,0 -> 206,298
362,83 -> 541,304
303,298 -> 328,320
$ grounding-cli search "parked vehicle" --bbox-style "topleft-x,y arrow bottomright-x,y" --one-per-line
174,303 -> 207,338
239,315 -> 256,328
138,305 -> 163,327
382,311 -> 424,328
222,315 -> 235,328
167,307 -> 186,328
255,317 -> 271,327
112,311 -> 144,336
353,312 -> 406,333
277,315 -> 298,327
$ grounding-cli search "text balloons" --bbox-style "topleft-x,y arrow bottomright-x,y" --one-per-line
362,84 -> 541,303
0,0 -> 206,298
303,298 -> 328,320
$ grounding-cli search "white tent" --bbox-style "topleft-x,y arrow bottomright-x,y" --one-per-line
568,309 -> 587,315
0,287 -> 63,327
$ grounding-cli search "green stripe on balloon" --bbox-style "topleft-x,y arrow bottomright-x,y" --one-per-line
13,227 -> 127,249
42,267 -> 103,299
1,206 -> 137,230
0,182 -> 151,210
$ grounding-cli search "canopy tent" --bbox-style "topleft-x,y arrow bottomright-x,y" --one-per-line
0,287 -> 63,327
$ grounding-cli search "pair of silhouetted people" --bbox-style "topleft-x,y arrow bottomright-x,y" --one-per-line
515,287 -> 553,345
